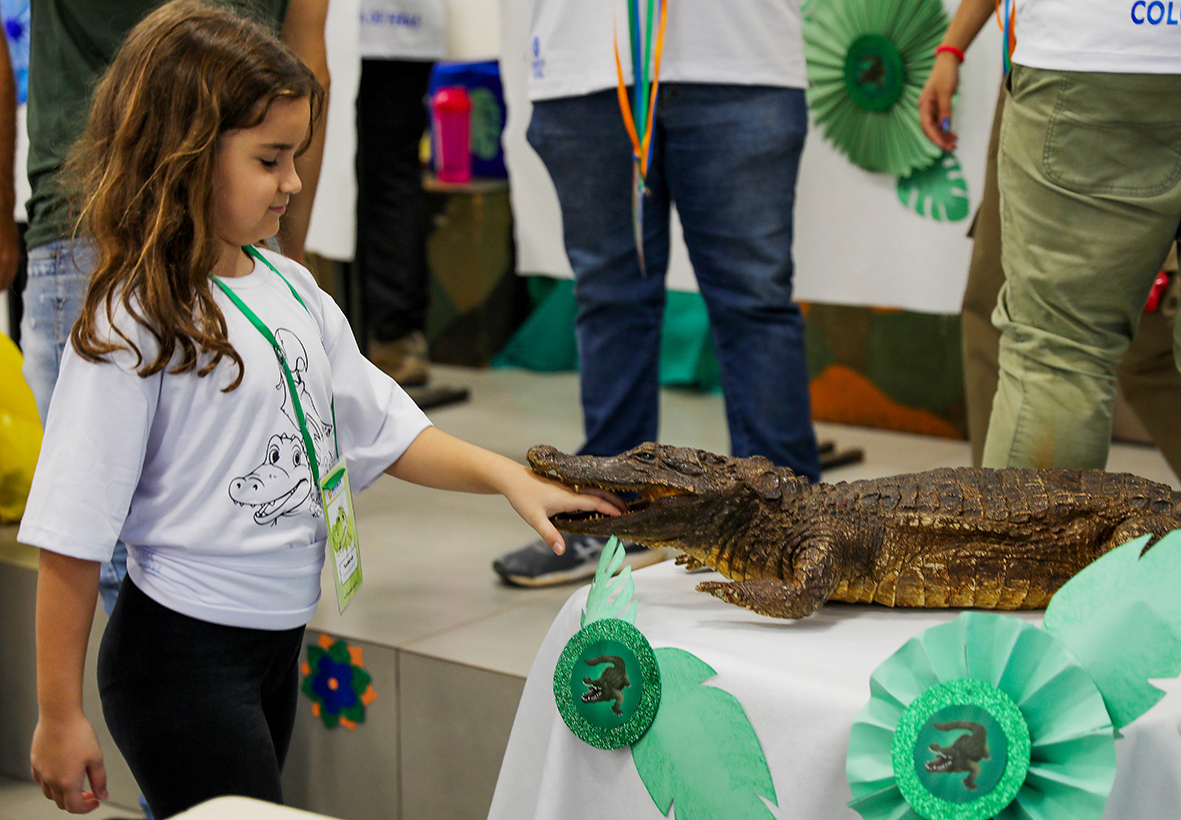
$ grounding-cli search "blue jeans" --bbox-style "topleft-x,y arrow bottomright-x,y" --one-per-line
527,84 -> 820,480
21,238 -> 127,613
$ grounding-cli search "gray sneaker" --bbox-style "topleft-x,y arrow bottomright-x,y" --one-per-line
492,534 -> 668,587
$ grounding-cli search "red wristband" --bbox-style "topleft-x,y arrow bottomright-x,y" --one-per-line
935,45 -> 965,62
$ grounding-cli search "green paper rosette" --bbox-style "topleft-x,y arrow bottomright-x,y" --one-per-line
848,612 -> 1116,820
804,0 -> 948,176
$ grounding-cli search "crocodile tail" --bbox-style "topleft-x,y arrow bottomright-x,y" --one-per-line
932,720 -> 985,739
584,655 -> 626,672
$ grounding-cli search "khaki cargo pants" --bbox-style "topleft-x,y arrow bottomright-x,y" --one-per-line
983,64 -> 1181,469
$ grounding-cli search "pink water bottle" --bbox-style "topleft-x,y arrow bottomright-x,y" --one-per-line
431,87 -> 472,183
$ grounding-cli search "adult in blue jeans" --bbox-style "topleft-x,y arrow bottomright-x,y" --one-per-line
493,0 -> 819,586
20,0 -> 329,614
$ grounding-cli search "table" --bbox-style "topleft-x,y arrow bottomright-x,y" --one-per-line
173,796 -> 341,819
488,561 -> 1181,820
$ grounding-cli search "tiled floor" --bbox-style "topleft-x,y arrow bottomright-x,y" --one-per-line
3,363 -> 1175,820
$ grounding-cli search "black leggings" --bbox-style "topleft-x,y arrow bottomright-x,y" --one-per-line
97,577 -> 305,819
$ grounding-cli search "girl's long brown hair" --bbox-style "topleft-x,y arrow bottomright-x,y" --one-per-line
68,0 -> 325,390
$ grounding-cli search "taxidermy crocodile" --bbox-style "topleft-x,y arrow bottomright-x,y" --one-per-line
527,442 -> 1181,619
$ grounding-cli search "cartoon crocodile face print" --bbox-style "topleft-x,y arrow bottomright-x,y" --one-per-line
229,433 -> 314,525
581,655 -> 630,716
925,721 -> 991,791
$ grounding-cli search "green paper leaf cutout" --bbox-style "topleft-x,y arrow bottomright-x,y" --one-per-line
582,536 -> 638,627
632,648 -> 777,820
1043,531 -> 1181,729
897,153 -> 970,221
804,0 -> 948,176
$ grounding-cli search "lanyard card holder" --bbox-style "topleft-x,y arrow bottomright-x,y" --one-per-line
322,458 -> 362,613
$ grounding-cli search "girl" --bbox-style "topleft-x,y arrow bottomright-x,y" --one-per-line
21,2 -> 621,817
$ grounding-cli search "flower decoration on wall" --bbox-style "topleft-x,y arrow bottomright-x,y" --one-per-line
848,531 -> 1181,820
804,0 -> 948,177
300,633 -> 377,730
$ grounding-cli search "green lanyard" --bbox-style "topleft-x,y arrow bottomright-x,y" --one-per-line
212,245 -> 338,488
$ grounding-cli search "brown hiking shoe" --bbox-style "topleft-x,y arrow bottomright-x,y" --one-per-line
368,331 -> 430,387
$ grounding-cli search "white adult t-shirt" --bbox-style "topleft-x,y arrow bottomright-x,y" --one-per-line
527,0 -> 807,101
19,249 -> 432,630
359,0 -> 447,61
1013,0 -> 1181,73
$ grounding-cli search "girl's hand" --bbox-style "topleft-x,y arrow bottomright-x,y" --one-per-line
30,712 -> 107,813
918,52 -> 961,152
499,464 -> 626,555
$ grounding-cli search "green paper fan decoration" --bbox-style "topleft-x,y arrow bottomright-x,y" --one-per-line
897,153 -> 970,221
848,612 -> 1116,820
805,0 -> 948,176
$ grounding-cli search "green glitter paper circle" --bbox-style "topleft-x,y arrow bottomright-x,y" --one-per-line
892,679 -> 1031,820
843,34 -> 906,112
553,618 -> 660,750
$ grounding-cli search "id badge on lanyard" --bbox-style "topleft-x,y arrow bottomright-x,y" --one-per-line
213,246 -> 363,612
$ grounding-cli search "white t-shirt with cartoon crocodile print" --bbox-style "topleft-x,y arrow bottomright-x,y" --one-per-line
19,248 -> 432,630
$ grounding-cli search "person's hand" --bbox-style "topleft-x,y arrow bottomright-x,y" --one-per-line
31,712 -> 108,813
500,464 -> 626,555
918,52 -> 962,152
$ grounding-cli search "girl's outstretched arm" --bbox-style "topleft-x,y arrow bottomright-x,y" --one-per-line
385,427 -> 626,554
30,551 -> 107,814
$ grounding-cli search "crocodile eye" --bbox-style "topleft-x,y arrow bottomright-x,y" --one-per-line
636,452 -> 656,461
293,449 -> 302,467
269,446 -> 280,464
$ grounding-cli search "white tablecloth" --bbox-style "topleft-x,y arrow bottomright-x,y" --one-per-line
488,561 -> 1181,820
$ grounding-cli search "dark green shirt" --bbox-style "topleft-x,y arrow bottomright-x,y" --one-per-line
26,0 -> 290,249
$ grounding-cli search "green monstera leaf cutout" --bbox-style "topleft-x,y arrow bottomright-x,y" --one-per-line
897,153 -> 970,222
632,648 -> 777,820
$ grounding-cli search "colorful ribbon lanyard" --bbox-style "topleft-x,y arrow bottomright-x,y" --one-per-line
613,0 -> 667,274
211,245 -> 338,488
996,0 -> 1014,74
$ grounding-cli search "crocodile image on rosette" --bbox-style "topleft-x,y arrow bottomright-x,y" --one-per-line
925,721 -> 990,791
527,442 -> 1181,619
581,655 -> 630,716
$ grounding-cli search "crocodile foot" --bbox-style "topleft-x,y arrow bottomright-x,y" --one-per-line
696,578 -> 826,620
675,553 -> 708,572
